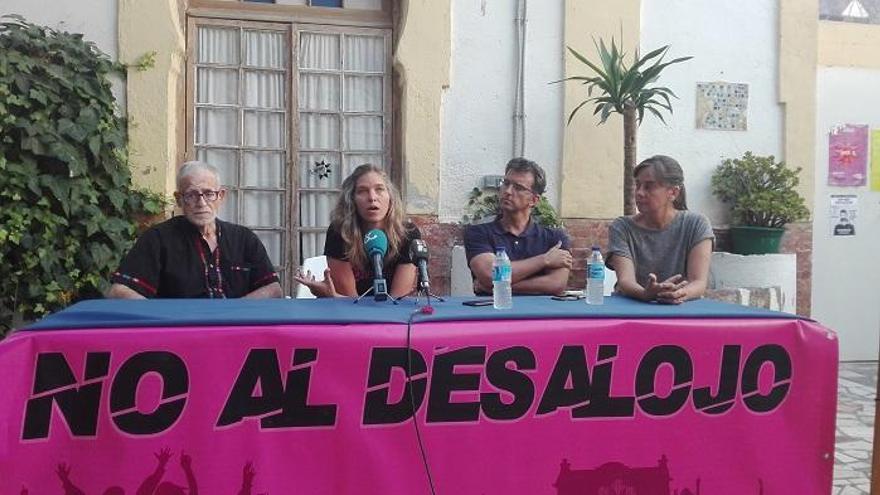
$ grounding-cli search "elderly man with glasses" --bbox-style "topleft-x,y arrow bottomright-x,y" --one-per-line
464,157 -> 572,296
106,161 -> 282,299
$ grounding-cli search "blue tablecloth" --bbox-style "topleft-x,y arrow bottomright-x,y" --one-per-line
21,295 -> 805,332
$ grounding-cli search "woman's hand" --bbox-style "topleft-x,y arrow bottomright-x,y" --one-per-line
655,277 -> 691,304
294,268 -> 339,298
644,273 -> 688,303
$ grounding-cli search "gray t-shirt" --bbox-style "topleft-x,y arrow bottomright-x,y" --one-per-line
607,210 -> 714,288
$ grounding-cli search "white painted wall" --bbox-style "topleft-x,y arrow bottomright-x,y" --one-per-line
439,0 -> 564,222
1,0 -> 124,106
639,0 -> 784,226
813,67 -> 880,361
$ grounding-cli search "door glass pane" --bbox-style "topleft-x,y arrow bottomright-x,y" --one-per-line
344,75 -> 382,112
344,35 -> 383,72
299,231 -> 326,263
299,191 -> 337,228
197,68 -> 238,104
300,73 -> 340,111
300,113 -> 340,149
244,71 -> 284,109
300,152 -> 342,188
256,231 -> 283,266
244,111 -> 285,148
344,115 -> 382,151
343,153 -> 383,177
244,30 -> 285,69
243,191 -> 284,227
243,151 -> 285,188
198,27 -> 240,65
300,33 -> 340,70
196,148 -> 239,187
196,108 -> 238,146
218,189 -> 238,222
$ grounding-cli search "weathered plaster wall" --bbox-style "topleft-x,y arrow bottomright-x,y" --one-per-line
439,0 -> 564,222
779,0 -> 819,211
394,0 -> 452,214
639,0 -> 785,225
2,0 -> 124,107
118,0 -> 187,196
560,0 -> 640,219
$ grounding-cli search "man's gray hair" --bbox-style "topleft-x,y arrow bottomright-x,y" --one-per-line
176,161 -> 221,190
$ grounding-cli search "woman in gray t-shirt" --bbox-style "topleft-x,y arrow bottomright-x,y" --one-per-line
607,155 -> 714,304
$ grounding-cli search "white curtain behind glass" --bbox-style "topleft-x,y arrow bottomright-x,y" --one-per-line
298,31 -> 386,261
195,26 -> 287,270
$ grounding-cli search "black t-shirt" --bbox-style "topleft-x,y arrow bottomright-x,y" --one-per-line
323,222 -> 421,295
111,216 -> 278,298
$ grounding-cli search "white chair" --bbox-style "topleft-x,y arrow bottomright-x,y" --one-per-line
450,245 -> 476,296
295,255 -> 328,299
604,266 -> 617,296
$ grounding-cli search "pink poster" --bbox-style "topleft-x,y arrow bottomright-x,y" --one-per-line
828,124 -> 869,186
0,317 -> 837,494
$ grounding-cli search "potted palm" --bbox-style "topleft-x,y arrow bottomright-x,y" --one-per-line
711,152 -> 810,255
564,38 -> 691,214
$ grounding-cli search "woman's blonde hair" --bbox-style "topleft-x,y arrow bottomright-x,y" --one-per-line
330,164 -> 407,270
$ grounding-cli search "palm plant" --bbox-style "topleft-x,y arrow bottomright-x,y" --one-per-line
565,38 -> 691,215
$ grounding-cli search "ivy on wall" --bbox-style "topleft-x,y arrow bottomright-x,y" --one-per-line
0,16 -> 166,334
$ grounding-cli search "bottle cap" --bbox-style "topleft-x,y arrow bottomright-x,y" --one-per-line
591,245 -> 600,250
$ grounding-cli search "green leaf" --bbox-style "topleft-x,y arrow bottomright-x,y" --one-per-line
0,17 -> 170,333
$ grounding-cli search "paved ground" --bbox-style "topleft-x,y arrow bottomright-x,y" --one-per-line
834,361 -> 877,494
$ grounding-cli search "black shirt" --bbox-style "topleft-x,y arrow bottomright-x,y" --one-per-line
323,222 -> 421,295
111,216 -> 278,298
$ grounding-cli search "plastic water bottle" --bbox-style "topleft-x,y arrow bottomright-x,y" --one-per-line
492,247 -> 513,309
586,246 -> 605,305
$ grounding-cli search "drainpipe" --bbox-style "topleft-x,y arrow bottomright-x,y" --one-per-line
512,0 -> 527,158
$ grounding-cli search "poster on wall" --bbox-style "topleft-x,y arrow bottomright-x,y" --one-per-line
871,129 -> 880,192
695,82 -> 748,131
828,124 -> 868,186
830,194 -> 858,236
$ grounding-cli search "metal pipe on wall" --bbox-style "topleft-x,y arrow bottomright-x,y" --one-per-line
512,0 -> 527,158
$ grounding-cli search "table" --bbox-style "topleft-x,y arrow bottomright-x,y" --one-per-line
0,296 -> 837,494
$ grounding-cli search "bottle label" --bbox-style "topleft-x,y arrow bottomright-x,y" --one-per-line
589,263 -> 605,280
493,264 -> 511,282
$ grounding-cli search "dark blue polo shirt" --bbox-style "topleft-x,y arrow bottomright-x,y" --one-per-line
464,217 -> 571,265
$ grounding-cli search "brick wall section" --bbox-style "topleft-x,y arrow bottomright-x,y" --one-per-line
409,215 -> 463,296
780,222 -> 813,317
408,215 -> 814,317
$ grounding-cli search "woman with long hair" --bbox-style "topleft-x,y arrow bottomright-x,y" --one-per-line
606,155 -> 714,304
295,164 -> 419,298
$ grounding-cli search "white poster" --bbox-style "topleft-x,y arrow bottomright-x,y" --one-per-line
830,194 -> 858,236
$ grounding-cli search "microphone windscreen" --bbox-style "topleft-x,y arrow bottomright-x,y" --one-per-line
363,229 -> 388,257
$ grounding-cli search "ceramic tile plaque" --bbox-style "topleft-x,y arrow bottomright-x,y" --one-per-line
696,82 -> 748,131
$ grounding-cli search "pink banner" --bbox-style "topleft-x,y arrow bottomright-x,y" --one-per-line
829,124 -> 869,186
0,317 -> 837,494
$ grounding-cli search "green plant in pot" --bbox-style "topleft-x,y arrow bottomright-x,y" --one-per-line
711,152 -> 809,255
462,187 -> 563,228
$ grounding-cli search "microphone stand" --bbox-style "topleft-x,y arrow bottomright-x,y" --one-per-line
409,282 -> 445,307
354,286 -> 399,304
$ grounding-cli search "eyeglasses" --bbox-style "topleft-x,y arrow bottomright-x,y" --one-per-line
181,190 -> 222,205
500,178 -> 535,195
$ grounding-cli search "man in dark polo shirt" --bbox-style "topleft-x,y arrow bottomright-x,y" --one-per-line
107,161 -> 282,299
464,157 -> 572,296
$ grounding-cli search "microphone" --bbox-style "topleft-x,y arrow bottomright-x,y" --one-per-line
363,229 -> 389,301
410,239 -> 430,291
